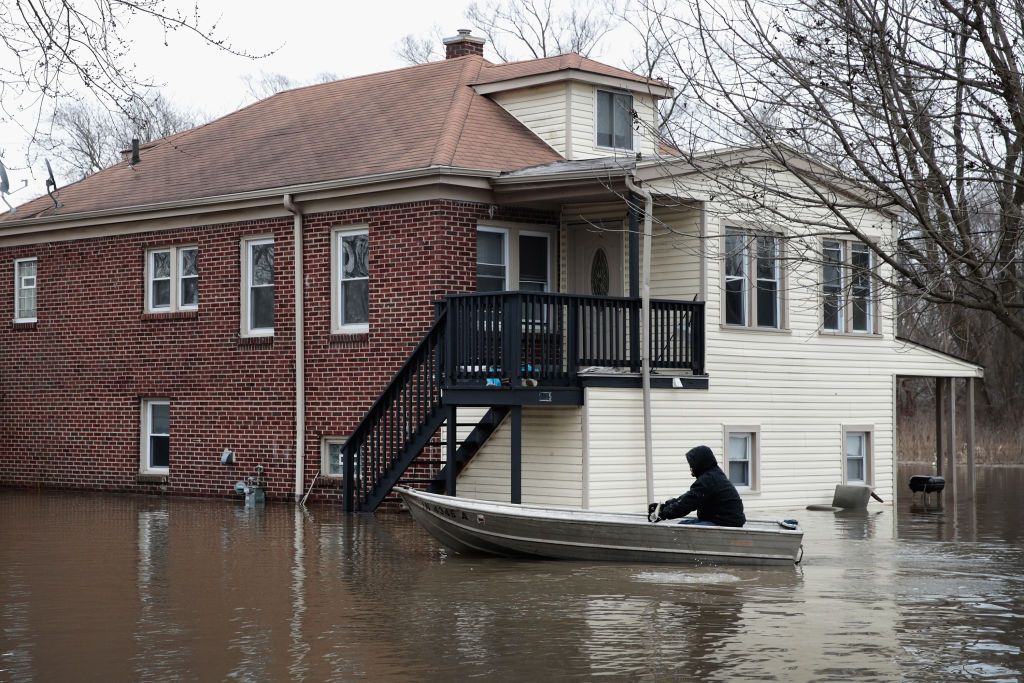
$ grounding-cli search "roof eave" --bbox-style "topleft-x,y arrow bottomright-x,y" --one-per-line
473,69 -> 673,99
1,166 -> 501,233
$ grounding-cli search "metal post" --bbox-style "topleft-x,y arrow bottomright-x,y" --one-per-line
627,192 -> 641,373
967,376 -> 976,499
446,406 -> 457,496
948,377 -> 957,502
511,404 -> 522,504
935,377 -> 944,476
628,191 -> 640,299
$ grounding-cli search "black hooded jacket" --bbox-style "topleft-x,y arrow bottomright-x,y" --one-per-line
659,446 -> 746,527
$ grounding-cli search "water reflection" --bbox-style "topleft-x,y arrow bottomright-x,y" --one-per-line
0,469 -> 1022,681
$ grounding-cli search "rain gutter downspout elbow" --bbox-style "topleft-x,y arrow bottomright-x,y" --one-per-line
624,174 -> 655,506
283,194 -> 306,502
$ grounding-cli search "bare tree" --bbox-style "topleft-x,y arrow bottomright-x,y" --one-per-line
466,0 -> 618,61
395,32 -> 442,65
240,71 -> 339,103
0,0 -> 269,146
634,0 -> 1024,344
44,91 -> 202,181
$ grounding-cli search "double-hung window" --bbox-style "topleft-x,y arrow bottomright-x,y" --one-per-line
333,228 -> 369,332
822,240 -> 875,333
477,228 -> 508,292
723,228 -> 781,328
243,237 -> 274,336
843,428 -> 872,484
141,399 -> 170,474
14,257 -> 37,322
146,246 -> 198,312
596,89 -> 634,150
724,427 -> 759,491
475,226 -> 553,294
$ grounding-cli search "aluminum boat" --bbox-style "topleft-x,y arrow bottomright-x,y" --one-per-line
398,487 -> 803,566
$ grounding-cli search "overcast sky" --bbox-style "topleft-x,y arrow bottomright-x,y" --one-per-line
1,0 -> 636,203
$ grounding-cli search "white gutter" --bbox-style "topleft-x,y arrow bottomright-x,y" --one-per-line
283,194 -> 306,501
624,174 -> 655,505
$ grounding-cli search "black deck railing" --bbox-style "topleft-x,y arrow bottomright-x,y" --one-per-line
342,292 -> 705,511
443,292 -> 705,386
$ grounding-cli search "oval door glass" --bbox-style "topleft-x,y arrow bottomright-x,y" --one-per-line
591,248 -> 610,296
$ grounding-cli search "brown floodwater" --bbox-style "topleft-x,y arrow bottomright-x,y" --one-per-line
2,466 -> 1022,682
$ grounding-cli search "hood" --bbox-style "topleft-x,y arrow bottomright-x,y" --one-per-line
685,445 -> 718,476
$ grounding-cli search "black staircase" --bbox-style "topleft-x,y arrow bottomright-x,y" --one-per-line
340,313 -> 448,512
342,292 -> 706,512
428,407 -> 510,493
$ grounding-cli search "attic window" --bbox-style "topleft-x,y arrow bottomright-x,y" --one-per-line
597,90 -> 633,150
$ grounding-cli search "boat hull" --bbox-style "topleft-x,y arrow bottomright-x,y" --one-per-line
398,488 -> 803,566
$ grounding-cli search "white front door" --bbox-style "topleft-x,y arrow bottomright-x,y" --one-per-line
569,222 -> 624,296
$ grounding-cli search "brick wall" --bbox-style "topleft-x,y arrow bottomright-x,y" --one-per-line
0,199 -> 556,503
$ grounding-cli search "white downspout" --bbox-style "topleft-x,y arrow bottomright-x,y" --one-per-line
283,194 -> 306,501
624,174 -> 655,505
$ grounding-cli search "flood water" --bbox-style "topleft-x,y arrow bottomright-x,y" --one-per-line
2,466 -> 1022,682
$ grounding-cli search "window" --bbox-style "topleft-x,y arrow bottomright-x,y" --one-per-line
843,428 -> 872,484
333,228 -> 369,332
723,228 -> 781,328
146,246 -> 198,312
141,399 -> 170,473
242,237 -> 274,336
822,239 -> 875,333
596,89 -> 634,150
476,225 -> 554,294
724,427 -> 759,490
322,437 -> 360,481
14,257 -> 37,322
477,228 -> 508,291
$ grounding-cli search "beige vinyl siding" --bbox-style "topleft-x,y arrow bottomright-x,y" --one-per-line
569,83 -> 659,159
457,407 -> 584,507
646,205 -> 703,301
584,383 -> 895,512
492,84 -> 568,156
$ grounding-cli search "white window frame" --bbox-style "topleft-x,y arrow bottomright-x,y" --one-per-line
140,399 -> 171,474
145,246 -> 198,313
821,238 -> 878,335
241,236 -> 275,337
321,436 -> 360,481
14,257 -> 37,323
476,226 -> 510,292
476,223 -> 557,293
723,426 -> 760,492
517,229 -> 553,294
595,88 -> 635,152
721,228 -> 784,330
331,226 -> 370,334
842,426 -> 873,485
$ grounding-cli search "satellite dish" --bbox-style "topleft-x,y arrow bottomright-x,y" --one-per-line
44,159 -> 62,209
0,160 -> 13,214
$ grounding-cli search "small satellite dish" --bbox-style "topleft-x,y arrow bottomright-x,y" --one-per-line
44,159 -> 62,209
0,160 -> 14,214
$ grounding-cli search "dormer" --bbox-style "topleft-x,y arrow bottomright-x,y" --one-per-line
470,53 -> 674,161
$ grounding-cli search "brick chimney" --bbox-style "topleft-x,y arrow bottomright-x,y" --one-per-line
443,29 -> 485,59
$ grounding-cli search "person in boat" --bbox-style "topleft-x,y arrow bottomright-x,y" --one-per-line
648,445 -> 746,527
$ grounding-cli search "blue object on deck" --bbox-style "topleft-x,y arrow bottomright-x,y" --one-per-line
485,378 -> 502,387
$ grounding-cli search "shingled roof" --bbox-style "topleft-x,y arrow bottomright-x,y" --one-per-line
6,55 -> 564,223
473,53 -> 667,88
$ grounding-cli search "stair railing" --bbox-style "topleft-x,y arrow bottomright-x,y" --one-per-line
342,312 -> 447,511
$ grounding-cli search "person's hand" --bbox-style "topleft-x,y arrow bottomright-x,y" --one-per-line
647,502 -> 663,523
